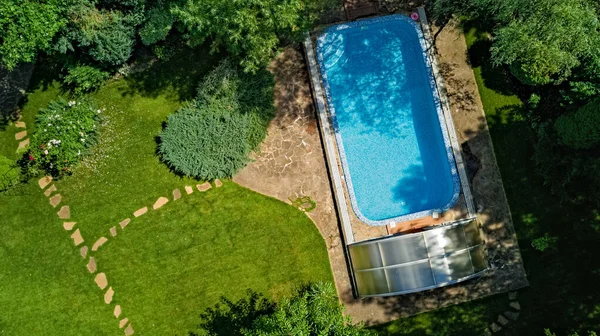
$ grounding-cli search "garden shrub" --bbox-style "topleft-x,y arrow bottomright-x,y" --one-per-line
0,155 -> 20,192
159,60 -> 275,180
555,98 -> 600,149
64,64 -> 110,94
27,97 -> 100,177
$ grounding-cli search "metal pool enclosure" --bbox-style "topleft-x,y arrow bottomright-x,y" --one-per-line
348,219 -> 488,297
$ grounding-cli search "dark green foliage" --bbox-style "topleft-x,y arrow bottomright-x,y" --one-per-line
139,6 -> 175,45
64,64 -> 110,94
170,0 -> 313,72
555,98 -> 600,149
27,97 -> 100,177
0,154 -> 20,191
159,60 -> 274,179
243,282 -> 372,335
0,0 -> 66,69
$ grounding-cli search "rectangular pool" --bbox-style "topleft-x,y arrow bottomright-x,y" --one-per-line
316,15 -> 460,225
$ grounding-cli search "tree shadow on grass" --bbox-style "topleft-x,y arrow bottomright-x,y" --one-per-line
188,290 -> 274,336
119,46 -> 224,102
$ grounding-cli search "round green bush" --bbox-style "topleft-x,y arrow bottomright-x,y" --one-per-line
28,97 -> 100,176
0,155 -> 20,192
64,64 -> 110,95
159,60 -> 275,180
555,98 -> 600,149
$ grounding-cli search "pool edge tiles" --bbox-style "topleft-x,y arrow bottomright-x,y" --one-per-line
315,14 -> 461,226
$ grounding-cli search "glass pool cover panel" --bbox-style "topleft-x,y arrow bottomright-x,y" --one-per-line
348,219 -> 488,297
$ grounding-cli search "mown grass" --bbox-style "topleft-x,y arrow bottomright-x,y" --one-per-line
0,46 -> 333,335
96,181 -> 333,335
375,21 -> 600,335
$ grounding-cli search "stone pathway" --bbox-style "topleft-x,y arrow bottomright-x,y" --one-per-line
483,291 -> 522,334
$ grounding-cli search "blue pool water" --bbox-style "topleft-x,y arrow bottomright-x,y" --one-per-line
316,15 -> 459,225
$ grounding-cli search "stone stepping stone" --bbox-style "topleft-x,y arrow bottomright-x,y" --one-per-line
63,222 -> 76,231
196,182 -> 211,192
95,273 -> 108,290
57,206 -> 70,219
39,176 -> 53,189
153,197 -> 168,210
214,179 -> 223,188
173,189 -> 181,201
508,291 -> 518,300
80,246 -> 88,258
92,237 -> 108,251
17,138 -> 29,151
483,328 -> 492,336
504,310 -> 519,321
44,184 -> 57,197
119,318 -> 129,328
49,194 -> 62,208
15,130 -> 27,140
490,322 -> 501,333
87,257 -> 97,273
104,287 -> 114,304
110,226 -> 117,237
509,301 -> 521,310
71,229 -> 84,246
15,121 -> 26,128
114,305 -> 122,318
497,315 -> 509,326
124,324 -> 134,336
185,186 -> 193,194
120,218 -> 130,229
133,207 -> 148,217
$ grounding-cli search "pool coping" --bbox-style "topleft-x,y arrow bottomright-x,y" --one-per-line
314,14 -> 461,226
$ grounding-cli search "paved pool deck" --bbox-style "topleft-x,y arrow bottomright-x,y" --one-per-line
234,15 -> 527,324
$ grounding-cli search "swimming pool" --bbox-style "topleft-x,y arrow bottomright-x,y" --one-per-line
316,15 -> 460,225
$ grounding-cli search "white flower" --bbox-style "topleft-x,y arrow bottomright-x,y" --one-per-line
97,109 -> 101,114
44,150 -> 49,155
81,138 -> 85,142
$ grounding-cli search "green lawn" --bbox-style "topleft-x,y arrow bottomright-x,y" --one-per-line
0,47 -> 333,335
95,181 -> 332,335
375,22 -> 600,335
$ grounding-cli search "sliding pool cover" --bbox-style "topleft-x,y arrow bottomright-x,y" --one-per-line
316,15 -> 460,225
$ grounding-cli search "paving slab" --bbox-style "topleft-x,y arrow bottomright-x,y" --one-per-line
49,194 -> 62,208
17,138 -> 29,151
173,188 -> 181,200
15,121 -> 26,128
104,287 -> 114,304
510,302 -> 521,311
57,206 -> 70,219
504,310 -> 519,320
153,196 -> 168,210
80,246 -> 88,258
70,229 -> 84,246
119,318 -> 129,328
124,324 -> 134,336
490,323 -> 502,333
185,186 -> 193,194
114,305 -> 122,318
196,182 -> 211,192
87,257 -> 97,273
498,315 -> 509,325
15,130 -> 26,140
509,291 -> 518,300
38,176 -> 53,189
133,207 -> 147,217
95,273 -> 108,290
120,218 -> 130,229
63,221 -> 76,231
44,184 -> 57,197
214,179 -> 223,187
92,237 -> 108,251
110,226 -> 117,237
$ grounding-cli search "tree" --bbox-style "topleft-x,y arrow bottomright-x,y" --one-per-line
0,0 -> 66,69
490,0 -> 600,85
243,282 -> 372,336
147,0 -> 313,73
